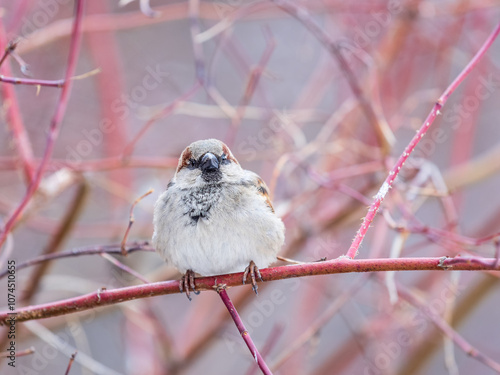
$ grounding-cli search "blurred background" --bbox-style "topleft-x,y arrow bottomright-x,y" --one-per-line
1,0 -> 500,374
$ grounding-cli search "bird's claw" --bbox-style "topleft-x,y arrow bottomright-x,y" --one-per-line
243,261 -> 263,295
179,270 -> 198,300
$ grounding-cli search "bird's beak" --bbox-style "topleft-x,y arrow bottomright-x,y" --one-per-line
200,152 -> 219,173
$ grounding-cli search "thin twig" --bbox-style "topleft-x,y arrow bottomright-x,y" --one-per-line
21,181 -> 87,303
0,76 -> 65,87
100,253 -> 149,284
64,351 -> 78,375
0,68 -> 99,87
0,25 -> 36,183
0,241 -> 154,279
0,347 -> 35,358
345,21 -> 500,259
121,189 -> 153,256
217,287 -> 272,375
0,38 -> 19,67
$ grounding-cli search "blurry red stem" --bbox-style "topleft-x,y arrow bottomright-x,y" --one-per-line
218,287 -> 272,375
1,255 -> 499,324
0,0 -> 85,249
0,25 -> 36,183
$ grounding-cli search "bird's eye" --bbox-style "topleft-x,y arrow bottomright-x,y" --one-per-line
187,159 -> 198,170
221,153 -> 230,165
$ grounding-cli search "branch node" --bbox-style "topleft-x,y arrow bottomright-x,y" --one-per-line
213,281 -> 227,293
96,287 -> 106,303
336,255 -> 353,261
438,256 -> 452,270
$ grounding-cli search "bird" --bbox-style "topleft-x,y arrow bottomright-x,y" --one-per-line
152,138 -> 285,300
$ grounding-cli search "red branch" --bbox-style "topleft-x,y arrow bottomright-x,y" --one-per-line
218,288 -> 272,375
1,256 -> 498,324
0,76 -> 65,87
0,0 -> 86,249
346,21 -> 500,259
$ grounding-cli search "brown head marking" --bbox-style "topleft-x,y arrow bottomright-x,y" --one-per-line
221,143 -> 239,165
176,147 -> 193,173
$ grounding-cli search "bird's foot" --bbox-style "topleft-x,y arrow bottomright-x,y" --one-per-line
243,261 -> 263,295
179,270 -> 200,301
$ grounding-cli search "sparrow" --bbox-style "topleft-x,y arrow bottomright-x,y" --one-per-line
153,139 -> 285,299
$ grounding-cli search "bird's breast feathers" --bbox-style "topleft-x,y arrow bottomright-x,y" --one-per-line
153,178 -> 284,275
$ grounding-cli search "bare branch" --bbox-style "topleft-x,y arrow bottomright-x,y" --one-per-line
1,256 -> 499,324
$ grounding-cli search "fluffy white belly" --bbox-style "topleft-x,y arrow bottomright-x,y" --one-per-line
153,188 -> 284,276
